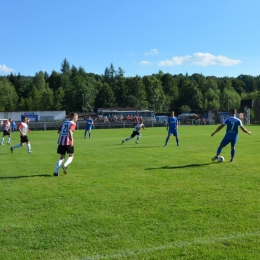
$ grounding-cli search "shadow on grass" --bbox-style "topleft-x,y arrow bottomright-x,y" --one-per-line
0,174 -> 52,179
145,163 -> 212,170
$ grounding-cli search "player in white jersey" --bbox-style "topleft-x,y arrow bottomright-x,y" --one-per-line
0,118 -> 12,145
122,119 -> 145,144
10,117 -> 32,153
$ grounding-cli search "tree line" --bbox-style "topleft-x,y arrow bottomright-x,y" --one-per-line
1,58 -> 260,118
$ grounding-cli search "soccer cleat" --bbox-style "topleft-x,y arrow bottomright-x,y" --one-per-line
0,143 -> 3,145
28,151 -> 32,153
121,140 -> 124,144
7,143 -> 10,145
135,141 -> 139,144
10,147 -> 13,153
53,172 -> 59,176
211,156 -> 219,161
62,165 -> 67,174
177,144 -> 180,146
229,159 -> 234,162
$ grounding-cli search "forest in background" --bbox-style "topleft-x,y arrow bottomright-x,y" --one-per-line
1,59 -> 260,119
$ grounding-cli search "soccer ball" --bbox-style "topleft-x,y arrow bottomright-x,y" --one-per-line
218,156 -> 225,162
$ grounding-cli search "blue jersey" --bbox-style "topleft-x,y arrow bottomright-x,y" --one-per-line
85,119 -> 93,130
223,116 -> 242,136
167,116 -> 178,136
168,116 -> 178,130
220,116 -> 242,147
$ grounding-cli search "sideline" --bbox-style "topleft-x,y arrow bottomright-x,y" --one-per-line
82,231 -> 260,260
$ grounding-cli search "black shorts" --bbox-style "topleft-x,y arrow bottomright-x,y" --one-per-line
131,131 -> 140,138
3,130 -> 11,136
20,135 -> 29,143
57,145 -> 74,155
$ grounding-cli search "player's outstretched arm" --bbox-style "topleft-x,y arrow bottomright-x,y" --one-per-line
211,124 -> 225,137
240,126 -> 251,135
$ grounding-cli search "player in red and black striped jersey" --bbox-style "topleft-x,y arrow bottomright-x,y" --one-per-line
54,112 -> 78,176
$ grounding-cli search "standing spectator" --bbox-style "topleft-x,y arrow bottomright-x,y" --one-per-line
211,108 -> 251,162
53,112 -> 78,176
11,120 -> 17,133
84,116 -> 94,139
10,117 -> 32,153
164,111 -> 179,147
0,119 -> 3,128
122,119 -> 145,144
1,118 -> 12,145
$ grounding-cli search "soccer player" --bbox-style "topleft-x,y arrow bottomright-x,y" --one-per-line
164,111 -> 179,147
0,118 -> 12,145
84,116 -> 94,139
10,117 -> 32,153
122,119 -> 145,144
211,108 -> 251,162
53,112 -> 78,176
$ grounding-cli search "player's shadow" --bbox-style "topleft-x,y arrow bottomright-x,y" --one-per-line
0,174 -> 52,179
145,163 -> 212,170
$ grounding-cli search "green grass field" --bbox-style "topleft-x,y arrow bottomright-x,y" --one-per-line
1,125 -> 260,260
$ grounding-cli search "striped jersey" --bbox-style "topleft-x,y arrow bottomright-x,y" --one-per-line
58,120 -> 76,145
134,123 -> 144,132
4,121 -> 11,131
19,121 -> 29,135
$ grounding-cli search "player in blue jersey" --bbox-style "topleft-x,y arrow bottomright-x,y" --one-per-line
84,116 -> 94,139
164,111 -> 179,147
211,108 -> 251,162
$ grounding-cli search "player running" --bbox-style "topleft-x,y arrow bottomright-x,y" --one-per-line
164,111 -> 179,147
53,112 -> 78,176
10,117 -> 32,153
0,118 -> 12,145
211,108 -> 251,162
122,119 -> 145,144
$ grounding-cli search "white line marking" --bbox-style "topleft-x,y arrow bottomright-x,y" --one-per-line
82,231 -> 260,260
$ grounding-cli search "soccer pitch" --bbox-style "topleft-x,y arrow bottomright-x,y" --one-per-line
1,125 -> 260,260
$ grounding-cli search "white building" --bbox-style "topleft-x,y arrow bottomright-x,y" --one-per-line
0,111 -> 66,122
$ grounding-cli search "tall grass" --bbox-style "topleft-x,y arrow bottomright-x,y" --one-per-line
0,125 -> 260,260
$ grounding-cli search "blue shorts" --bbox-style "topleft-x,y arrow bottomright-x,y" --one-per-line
168,129 -> 178,137
85,126 -> 92,131
220,134 -> 238,147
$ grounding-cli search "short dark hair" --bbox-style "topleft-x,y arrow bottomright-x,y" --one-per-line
230,108 -> 237,114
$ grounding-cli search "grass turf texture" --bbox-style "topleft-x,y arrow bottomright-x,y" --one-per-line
0,125 -> 260,260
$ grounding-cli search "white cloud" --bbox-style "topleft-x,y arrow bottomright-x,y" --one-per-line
158,52 -> 241,67
0,64 -> 14,74
144,49 -> 159,56
139,60 -> 152,65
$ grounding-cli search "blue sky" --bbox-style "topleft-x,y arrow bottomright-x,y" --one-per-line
1,0 -> 260,78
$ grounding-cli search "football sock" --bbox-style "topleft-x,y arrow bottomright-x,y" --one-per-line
89,133 -> 91,138
231,148 -> 235,159
27,144 -> 31,152
165,137 -> 169,146
217,147 -> 222,155
55,159 -> 64,173
1,138 -> 4,143
125,137 -> 131,141
176,137 -> 179,145
13,144 -> 21,149
8,137 -> 11,143
64,157 -> 73,167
